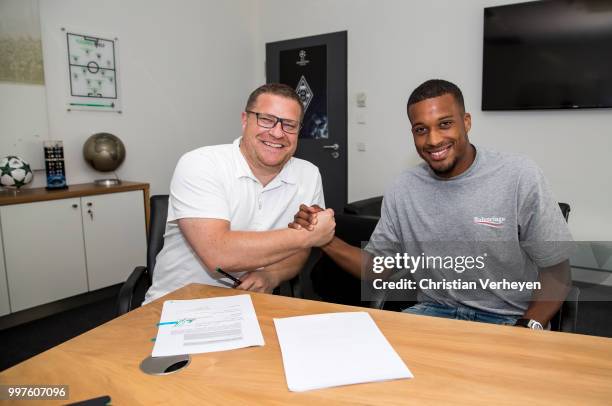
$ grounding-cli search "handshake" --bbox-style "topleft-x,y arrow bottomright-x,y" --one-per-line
289,204 -> 335,248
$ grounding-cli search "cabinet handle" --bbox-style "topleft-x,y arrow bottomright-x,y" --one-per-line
88,209 -> 94,220
72,204 -> 78,208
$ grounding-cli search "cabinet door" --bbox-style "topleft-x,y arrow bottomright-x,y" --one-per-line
0,226 -> 10,316
1,198 -> 88,312
82,191 -> 147,290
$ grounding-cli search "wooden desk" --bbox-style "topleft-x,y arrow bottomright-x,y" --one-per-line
1,284 -> 611,405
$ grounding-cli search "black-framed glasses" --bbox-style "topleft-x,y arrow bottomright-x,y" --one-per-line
246,110 -> 301,134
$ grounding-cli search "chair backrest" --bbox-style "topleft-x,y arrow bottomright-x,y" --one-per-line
344,196 -> 383,217
553,202 -> 577,332
115,194 -> 169,316
146,194 -> 169,284
558,202 -> 570,222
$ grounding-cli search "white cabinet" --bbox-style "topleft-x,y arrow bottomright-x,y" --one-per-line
0,183 -> 148,314
0,228 -> 10,316
1,198 -> 89,312
82,191 -> 146,291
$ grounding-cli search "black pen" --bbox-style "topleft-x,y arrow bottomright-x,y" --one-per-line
215,267 -> 242,286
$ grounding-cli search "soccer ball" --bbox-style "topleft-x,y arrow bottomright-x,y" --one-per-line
0,155 -> 34,188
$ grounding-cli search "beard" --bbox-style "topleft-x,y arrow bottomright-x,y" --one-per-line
429,157 -> 457,176
416,149 -> 458,177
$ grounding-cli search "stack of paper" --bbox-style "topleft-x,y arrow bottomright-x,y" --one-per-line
152,294 -> 264,357
274,312 -> 413,392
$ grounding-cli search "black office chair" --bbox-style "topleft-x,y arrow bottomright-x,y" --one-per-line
558,202 -> 570,221
116,195 -> 168,316
550,201 -> 578,332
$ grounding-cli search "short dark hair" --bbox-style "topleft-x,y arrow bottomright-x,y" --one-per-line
245,83 -> 304,119
407,79 -> 465,113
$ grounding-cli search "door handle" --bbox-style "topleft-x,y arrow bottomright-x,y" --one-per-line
322,143 -> 339,151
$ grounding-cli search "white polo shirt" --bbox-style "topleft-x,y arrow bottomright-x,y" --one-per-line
144,137 -> 325,303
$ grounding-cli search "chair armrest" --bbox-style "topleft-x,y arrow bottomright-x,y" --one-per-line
560,286 -> 580,333
116,266 -> 149,317
369,288 -> 387,310
295,248 -> 323,299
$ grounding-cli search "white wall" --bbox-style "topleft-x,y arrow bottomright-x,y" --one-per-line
0,83 -> 48,168
27,0 -> 612,241
38,0 -> 259,195
0,0 -> 48,171
255,0 -> 612,241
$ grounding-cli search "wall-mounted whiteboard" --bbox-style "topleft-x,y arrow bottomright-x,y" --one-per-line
64,29 -> 121,113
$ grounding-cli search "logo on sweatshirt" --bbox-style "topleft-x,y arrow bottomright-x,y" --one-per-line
473,216 -> 506,228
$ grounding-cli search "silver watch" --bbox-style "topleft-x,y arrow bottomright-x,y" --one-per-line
526,319 -> 543,330
515,318 -> 544,330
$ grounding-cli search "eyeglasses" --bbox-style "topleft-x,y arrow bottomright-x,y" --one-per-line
246,110 -> 301,134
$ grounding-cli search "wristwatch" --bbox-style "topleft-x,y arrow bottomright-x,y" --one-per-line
514,318 -> 544,330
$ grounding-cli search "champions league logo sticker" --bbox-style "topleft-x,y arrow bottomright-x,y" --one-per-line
296,50 -> 310,66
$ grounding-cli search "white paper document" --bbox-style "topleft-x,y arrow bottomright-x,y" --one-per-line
274,312 -> 413,392
152,294 -> 264,357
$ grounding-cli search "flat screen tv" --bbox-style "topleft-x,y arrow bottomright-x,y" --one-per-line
482,0 -> 612,110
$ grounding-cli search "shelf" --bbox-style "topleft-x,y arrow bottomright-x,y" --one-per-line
0,181 -> 149,206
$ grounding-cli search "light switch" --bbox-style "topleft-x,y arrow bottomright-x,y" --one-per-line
356,112 -> 367,124
356,92 -> 367,108
357,142 -> 366,151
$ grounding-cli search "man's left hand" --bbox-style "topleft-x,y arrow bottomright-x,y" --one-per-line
236,270 -> 279,293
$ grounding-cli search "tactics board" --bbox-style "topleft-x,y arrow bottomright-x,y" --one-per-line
65,30 -> 121,112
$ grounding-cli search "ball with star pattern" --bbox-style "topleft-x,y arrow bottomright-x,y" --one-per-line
0,156 -> 33,188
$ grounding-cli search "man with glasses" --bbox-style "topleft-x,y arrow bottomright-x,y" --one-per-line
144,83 -> 335,303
